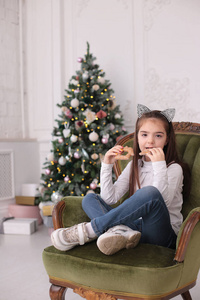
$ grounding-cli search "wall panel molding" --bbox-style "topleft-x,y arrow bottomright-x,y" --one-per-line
143,0 -> 171,31
144,68 -> 192,120
25,0 -> 64,140
76,0 -> 91,17
142,0 -> 200,122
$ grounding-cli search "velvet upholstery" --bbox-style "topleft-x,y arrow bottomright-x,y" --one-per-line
42,122 -> 200,300
43,243 -> 181,295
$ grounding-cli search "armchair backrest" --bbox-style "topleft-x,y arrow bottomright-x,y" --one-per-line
114,122 -> 200,220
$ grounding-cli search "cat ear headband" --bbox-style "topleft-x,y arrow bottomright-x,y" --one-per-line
137,104 -> 175,123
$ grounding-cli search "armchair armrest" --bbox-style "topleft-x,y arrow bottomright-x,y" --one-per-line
174,208 -> 200,262
52,200 -> 66,229
52,196 -> 90,230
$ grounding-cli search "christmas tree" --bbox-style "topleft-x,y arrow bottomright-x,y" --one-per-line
39,42 -> 127,203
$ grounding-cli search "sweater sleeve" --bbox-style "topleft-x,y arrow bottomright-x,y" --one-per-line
152,161 -> 183,208
100,161 -> 131,205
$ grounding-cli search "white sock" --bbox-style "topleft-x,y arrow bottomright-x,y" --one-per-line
85,222 -> 97,239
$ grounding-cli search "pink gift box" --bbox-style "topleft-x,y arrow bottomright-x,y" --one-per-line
8,204 -> 43,225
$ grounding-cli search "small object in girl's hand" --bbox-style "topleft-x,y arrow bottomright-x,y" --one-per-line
139,149 -> 151,156
115,146 -> 134,160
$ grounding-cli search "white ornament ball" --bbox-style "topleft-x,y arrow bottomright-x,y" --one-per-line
82,72 -> 89,81
74,151 -> 81,159
70,135 -> 78,143
47,153 -> 54,162
89,131 -> 99,142
93,178 -> 99,184
71,98 -> 79,108
92,84 -> 100,91
97,77 -> 105,85
90,182 -> 97,190
51,191 -> 62,203
74,89 -> 79,94
61,106 -> 68,112
115,113 -> 121,119
58,156 -> 66,166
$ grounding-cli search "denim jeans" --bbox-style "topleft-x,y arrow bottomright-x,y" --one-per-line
82,186 -> 177,249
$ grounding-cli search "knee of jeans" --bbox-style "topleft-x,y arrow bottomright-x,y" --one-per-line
141,186 -> 163,201
82,193 -> 95,210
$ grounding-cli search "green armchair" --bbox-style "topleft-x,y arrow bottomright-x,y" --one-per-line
42,122 -> 200,300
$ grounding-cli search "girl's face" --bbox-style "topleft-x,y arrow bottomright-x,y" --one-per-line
138,118 -> 168,161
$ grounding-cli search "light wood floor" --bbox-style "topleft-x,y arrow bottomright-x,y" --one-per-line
1,224 -> 199,300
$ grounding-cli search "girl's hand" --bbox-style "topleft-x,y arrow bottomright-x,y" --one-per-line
103,146 -> 124,164
145,147 -> 165,162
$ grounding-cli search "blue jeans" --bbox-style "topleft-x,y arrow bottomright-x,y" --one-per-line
82,186 -> 177,249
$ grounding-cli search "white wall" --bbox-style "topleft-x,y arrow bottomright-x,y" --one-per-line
2,0 -> 200,140
24,0 -> 200,142
0,0 -> 40,217
23,0 -> 200,172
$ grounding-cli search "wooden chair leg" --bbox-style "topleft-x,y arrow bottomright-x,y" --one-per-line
181,290 -> 192,300
49,284 -> 67,300
74,287 -> 117,300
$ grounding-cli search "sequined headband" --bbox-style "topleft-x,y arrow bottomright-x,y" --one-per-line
137,104 -> 175,123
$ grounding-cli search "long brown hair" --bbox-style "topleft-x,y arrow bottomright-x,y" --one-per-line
129,110 -> 190,198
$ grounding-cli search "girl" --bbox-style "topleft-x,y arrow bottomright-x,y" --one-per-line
51,104 -> 189,255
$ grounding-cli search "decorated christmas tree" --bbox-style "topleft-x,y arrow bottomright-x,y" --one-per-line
39,42 -> 127,203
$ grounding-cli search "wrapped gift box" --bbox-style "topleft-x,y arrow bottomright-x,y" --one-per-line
21,183 -> 39,197
39,201 -> 54,216
15,196 -> 38,206
8,204 -> 43,225
3,218 -> 38,235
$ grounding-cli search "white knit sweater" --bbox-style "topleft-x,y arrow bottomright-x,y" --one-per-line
100,159 -> 183,235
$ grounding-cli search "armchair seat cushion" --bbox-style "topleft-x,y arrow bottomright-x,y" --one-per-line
43,242 -> 183,296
